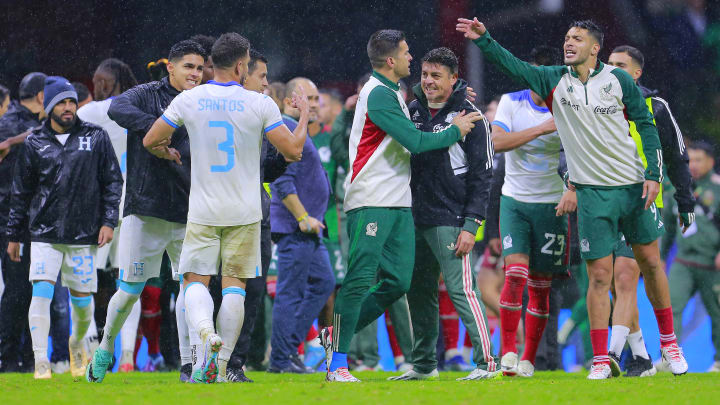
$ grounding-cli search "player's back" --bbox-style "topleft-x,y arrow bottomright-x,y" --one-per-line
78,98 -> 128,173
162,81 -> 283,227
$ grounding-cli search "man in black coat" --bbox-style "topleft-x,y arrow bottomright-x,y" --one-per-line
6,77 -> 122,379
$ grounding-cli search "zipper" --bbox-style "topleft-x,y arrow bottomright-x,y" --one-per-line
583,83 -> 588,105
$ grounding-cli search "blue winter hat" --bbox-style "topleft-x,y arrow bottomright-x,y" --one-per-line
43,76 -> 78,115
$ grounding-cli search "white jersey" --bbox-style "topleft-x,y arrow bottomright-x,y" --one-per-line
162,80 -> 284,226
493,90 -> 564,203
77,98 -> 128,215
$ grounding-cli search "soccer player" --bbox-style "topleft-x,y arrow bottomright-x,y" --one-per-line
190,34 -> 216,84
320,29 -> 482,383
605,45 -> 694,376
490,45 -> 575,378
6,77 -> 122,379
457,17 -> 688,379
77,58 -> 139,368
225,49 -> 290,382
86,40 -> 206,383
143,32 -> 309,383
387,46 -> 496,381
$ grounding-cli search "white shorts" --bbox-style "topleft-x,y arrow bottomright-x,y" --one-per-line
179,221 -> 261,279
29,242 -> 98,293
95,219 -> 122,271
117,215 -> 185,283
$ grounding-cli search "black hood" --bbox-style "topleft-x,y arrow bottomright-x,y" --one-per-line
412,79 -> 469,112
639,84 -> 658,98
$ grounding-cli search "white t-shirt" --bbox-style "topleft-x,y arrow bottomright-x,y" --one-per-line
493,89 -> 564,203
55,134 -> 70,145
78,98 -> 128,215
162,80 -> 284,226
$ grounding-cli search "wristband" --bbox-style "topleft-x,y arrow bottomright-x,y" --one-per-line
296,212 -> 309,222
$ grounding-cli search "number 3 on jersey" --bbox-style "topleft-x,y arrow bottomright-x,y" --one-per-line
210,120 -> 235,172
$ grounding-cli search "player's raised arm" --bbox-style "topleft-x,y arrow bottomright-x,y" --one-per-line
456,17 -> 558,100
142,117 -> 182,165
265,86 -> 309,162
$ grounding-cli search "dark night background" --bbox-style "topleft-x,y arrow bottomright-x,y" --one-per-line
2,0 -> 720,139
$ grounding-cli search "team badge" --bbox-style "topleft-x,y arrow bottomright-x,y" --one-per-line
581,238 -> 590,252
366,222 -> 378,237
503,235 -> 513,249
599,83 -> 614,101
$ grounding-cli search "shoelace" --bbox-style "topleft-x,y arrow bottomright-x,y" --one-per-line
590,364 -> 607,376
665,345 -> 683,361
337,368 -> 356,380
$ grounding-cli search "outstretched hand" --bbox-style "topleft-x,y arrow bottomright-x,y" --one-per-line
292,85 -> 309,116
456,17 -> 487,40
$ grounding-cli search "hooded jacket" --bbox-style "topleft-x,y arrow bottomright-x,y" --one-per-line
6,118 -> 122,244
108,77 -> 190,223
0,101 -> 42,237
408,79 -> 494,233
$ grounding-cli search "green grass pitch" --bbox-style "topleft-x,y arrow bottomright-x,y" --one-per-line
1,371 -> 718,404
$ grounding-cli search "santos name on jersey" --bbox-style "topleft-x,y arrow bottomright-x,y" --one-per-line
162,80 -> 283,227
493,89 -> 564,204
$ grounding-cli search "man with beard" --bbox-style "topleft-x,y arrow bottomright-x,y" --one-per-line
457,17 -> 689,379
6,76 -> 122,379
86,39 -> 206,383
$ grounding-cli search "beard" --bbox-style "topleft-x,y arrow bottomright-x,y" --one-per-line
51,111 -> 77,130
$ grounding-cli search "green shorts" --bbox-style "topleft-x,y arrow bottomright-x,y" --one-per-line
576,183 -> 664,260
613,233 -> 635,259
499,195 -> 568,274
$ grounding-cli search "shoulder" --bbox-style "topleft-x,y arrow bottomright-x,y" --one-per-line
408,99 -> 420,111
79,120 -> 107,137
607,66 -> 635,89
650,96 -> 671,116
711,173 -> 720,185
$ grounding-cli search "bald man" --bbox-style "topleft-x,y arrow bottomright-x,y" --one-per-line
267,77 -> 335,373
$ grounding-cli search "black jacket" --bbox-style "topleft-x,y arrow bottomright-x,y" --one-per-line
0,101 -> 42,237
409,80 -> 493,233
108,77 -> 190,223
640,86 -> 694,213
6,118 -> 123,245
261,138 -> 289,228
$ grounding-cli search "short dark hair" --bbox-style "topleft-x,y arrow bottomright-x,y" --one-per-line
367,29 -> 406,69
248,49 -> 268,75
421,47 -> 459,74
97,58 -> 138,93
570,20 -> 604,49
212,33 -> 251,70
72,82 -> 91,102
530,45 -> 562,66
168,40 -> 207,63
611,45 -> 645,69
0,84 -> 9,104
688,140 -> 715,158
189,34 -> 216,56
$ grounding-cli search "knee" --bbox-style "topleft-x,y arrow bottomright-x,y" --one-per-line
118,280 -> 145,298
634,253 -> 661,273
31,281 -> 55,300
588,267 -> 612,290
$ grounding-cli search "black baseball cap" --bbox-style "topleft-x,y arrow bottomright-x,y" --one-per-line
19,72 -> 47,99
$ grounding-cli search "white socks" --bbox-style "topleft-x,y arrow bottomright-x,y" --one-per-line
84,311 -> 100,355
28,295 -> 52,362
70,295 -> 94,344
176,283 -> 192,366
216,287 -> 246,375
100,286 -> 142,352
627,330 -> 650,359
119,299 -> 141,362
184,282 -> 215,336
609,324 -> 630,356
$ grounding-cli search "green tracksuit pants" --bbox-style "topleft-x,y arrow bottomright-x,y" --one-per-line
408,225 -> 497,373
669,260 -> 720,361
333,207 -> 414,353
